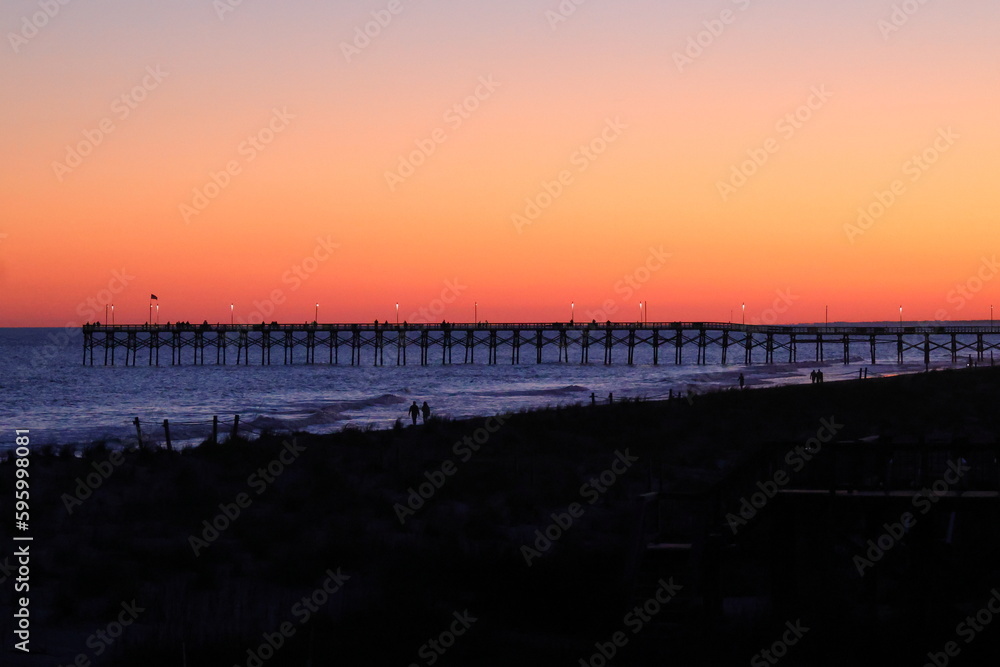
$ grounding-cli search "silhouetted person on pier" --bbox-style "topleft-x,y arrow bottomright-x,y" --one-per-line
738,373 -> 745,390
810,370 -> 817,384
408,401 -> 420,426
818,370 -> 824,383
421,401 -> 430,423
591,392 -> 596,405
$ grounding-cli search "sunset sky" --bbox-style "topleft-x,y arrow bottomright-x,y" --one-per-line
1,0 -> 998,326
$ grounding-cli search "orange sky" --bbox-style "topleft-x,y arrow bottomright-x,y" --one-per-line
1,0 -> 998,326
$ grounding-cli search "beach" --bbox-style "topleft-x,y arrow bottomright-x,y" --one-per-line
2,367 -> 999,665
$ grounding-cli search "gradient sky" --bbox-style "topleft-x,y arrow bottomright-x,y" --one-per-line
2,0 -> 998,326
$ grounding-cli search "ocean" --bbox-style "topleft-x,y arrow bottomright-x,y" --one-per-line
0,324 -> 989,450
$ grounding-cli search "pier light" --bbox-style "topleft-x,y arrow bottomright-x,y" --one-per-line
111,304 -> 115,325
899,305 -> 902,324
475,301 -> 478,323
639,301 -> 643,324
741,302 -> 745,325
156,303 -> 159,325
395,302 -> 399,325
231,303 -> 234,326
315,303 -> 319,322
571,302 -> 575,322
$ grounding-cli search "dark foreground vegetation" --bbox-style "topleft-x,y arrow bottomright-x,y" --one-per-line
2,367 -> 1000,665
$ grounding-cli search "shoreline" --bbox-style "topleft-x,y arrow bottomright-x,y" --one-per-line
8,359 -> 982,454
3,365 -> 999,665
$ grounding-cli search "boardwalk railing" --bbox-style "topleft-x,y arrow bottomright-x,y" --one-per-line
80,322 -> 1000,367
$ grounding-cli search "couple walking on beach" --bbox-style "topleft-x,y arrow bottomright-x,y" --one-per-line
408,401 -> 431,425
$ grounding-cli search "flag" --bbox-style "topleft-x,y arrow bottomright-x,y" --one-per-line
150,294 -> 158,300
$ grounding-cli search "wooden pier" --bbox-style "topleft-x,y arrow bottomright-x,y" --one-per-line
81,321 -> 1000,367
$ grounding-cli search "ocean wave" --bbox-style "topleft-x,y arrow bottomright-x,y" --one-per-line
468,384 -> 591,398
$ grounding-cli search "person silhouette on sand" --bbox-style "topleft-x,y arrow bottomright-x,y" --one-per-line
408,401 -> 420,426
738,373 -> 745,390
421,401 -> 430,423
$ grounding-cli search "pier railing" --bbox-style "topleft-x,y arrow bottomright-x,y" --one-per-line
80,322 -> 1000,367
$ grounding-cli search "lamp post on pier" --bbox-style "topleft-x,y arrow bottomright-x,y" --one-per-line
571,302 -> 575,323
395,303 -> 399,325
315,303 -> 319,323
230,303 -> 234,326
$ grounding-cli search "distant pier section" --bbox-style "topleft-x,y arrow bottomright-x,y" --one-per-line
81,321 -> 1000,367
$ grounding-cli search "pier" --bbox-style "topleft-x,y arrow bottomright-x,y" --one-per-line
81,321 -> 1000,367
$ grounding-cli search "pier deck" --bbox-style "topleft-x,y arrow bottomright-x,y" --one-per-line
80,321 -> 1000,367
